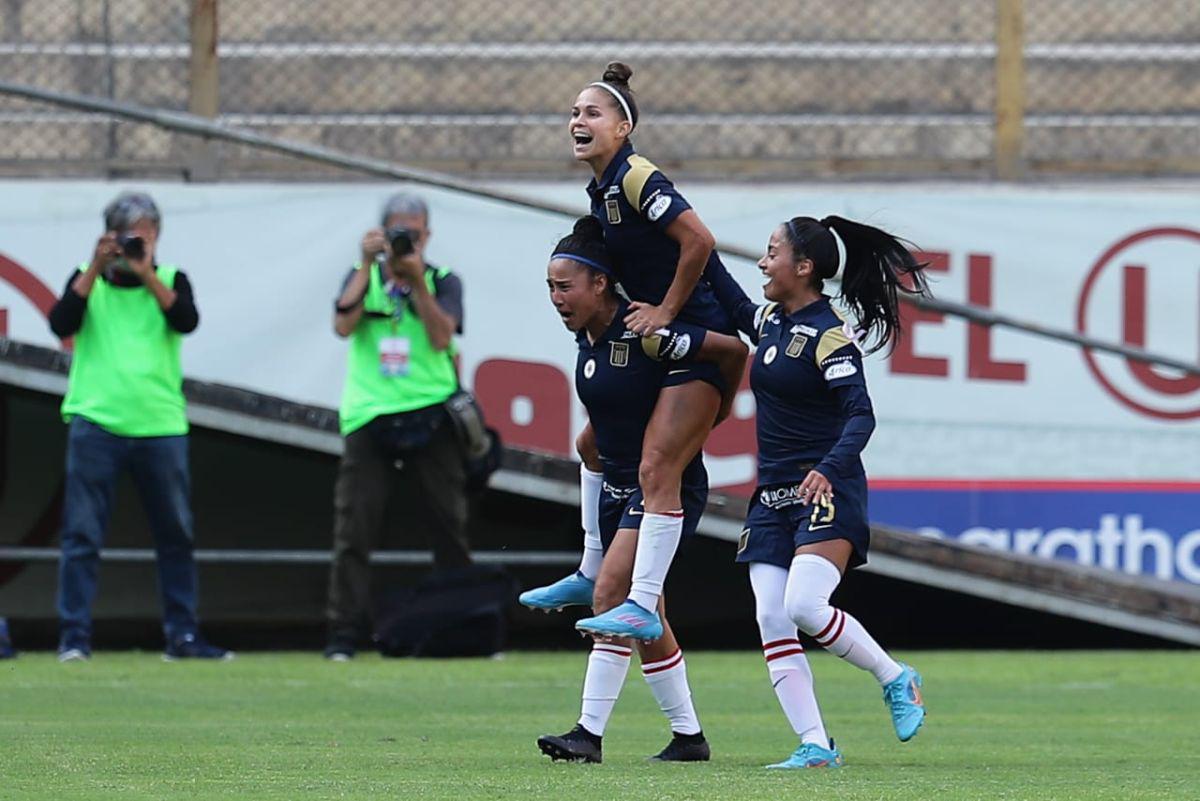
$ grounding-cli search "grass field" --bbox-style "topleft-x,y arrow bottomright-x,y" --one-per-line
3,650 -> 1197,800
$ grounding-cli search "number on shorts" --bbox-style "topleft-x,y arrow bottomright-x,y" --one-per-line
809,496 -> 835,530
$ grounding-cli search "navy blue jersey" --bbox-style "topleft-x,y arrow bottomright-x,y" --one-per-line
703,266 -> 878,484
574,302 -> 708,488
748,297 -> 875,484
586,142 -> 735,333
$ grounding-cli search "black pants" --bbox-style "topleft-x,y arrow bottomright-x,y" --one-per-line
326,421 -> 470,642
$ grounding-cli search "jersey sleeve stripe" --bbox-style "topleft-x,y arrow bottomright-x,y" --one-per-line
621,154 -> 658,210
754,302 -> 778,338
816,325 -> 853,365
640,333 -> 661,360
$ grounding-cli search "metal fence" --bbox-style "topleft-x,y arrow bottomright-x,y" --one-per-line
1,0 -> 1197,180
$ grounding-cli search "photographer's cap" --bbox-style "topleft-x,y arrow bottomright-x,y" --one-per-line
104,191 -> 161,232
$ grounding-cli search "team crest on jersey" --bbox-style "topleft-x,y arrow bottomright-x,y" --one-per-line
763,344 -> 778,365
737,528 -> 750,554
583,358 -> 596,379
610,342 -> 629,367
785,334 -> 808,358
605,199 -> 622,224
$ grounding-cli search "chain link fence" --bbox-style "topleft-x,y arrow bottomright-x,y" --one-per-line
1,0 -> 1197,180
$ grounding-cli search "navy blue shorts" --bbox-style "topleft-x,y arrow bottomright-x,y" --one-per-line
735,473 -> 870,570
598,480 -> 709,553
662,361 -> 725,395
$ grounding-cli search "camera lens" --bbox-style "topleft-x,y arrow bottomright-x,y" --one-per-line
386,227 -> 415,257
118,234 -> 145,261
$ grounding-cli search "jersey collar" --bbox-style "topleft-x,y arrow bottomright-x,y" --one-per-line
586,141 -> 636,201
785,295 -> 831,323
575,300 -> 630,347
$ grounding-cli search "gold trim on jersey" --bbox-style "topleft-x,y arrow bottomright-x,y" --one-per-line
621,155 -> 659,211
754,303 -> 779,339
816,325 -> 853,365
640,333 -> 662,360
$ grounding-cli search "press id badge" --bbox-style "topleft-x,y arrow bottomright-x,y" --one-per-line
378,336 -> 411,377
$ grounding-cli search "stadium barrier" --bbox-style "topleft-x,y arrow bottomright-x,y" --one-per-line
3,336 -> 1199,646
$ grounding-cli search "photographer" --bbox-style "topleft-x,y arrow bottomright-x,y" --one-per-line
325,192 -> 470,660
47,191 -> 228,662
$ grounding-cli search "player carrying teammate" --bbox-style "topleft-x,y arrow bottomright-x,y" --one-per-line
533,217 -> 746,763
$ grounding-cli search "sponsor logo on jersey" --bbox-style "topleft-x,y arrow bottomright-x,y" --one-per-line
646,194 -> 672,222
763,344 -> 778,365
610,341 -> 629,367
666,332 -> 691,361
583,358 -> 596,379
605,185 -> 622,199
759,484 -> 806,509
620,329 -> 640,339
824,361 -> 858,381
785,334 -> 808,358
605,199 -> 622,224
794,324 -> 819,337
602,482 -> 637,500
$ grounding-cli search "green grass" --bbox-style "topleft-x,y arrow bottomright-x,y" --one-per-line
2,650 -> 1197,800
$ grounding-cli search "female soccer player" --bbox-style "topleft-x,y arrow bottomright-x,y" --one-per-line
706,214 -> 931,768
533,217 -> 746,764
524,62 -> 742,641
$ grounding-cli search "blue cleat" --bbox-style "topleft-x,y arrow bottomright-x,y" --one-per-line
574,599 -> 662,641
883,662 -> 925,742
518,571 -> 595,612
766,740 -> 844,769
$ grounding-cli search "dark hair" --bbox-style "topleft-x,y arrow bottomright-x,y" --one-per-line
782,215 -> 930,354
551,216 -> 617,294
591,61 -> 639,130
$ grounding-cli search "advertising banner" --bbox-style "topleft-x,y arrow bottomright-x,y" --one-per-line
2,180 -> 1198,581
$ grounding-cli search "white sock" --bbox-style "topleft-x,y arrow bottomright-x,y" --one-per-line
578,642 -> 631,736
627,511 -> 683,611
750,562 -> 829,746
785,553 -> 903,685
578,466 -> 605,581
641,649 -> 701,735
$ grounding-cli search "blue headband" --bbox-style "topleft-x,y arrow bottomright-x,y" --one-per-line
551,252 -> 613,276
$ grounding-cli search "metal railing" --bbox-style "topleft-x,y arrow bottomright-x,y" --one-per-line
0,0 -> 1196,179
3,79 -> 1196,378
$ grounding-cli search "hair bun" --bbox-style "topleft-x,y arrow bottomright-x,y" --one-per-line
602,61 -> 633,86
572,215 -> 605,242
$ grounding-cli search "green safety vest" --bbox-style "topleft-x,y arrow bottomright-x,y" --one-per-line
61,263 -> 188,437
338,262 -> 459,435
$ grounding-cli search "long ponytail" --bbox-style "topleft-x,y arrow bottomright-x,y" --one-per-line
783,215 -> 930,354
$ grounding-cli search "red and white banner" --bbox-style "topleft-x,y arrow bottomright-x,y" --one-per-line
2,179 -> 1198,492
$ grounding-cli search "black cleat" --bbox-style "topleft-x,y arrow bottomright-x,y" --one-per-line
537,724 -> 603,763
650,730 -> 711,762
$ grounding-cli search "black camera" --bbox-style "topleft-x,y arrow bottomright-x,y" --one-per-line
385,226 -> 415,257
117,233 -> 146,261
